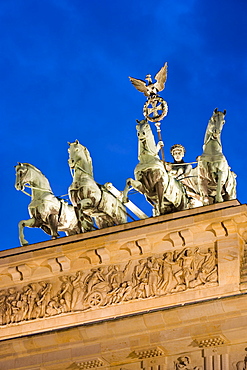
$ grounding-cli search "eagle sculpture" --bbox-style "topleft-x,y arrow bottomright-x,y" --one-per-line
129,62 -> 168,97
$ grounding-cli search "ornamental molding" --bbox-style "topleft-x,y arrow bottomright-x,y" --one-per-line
194,335 -> 227,348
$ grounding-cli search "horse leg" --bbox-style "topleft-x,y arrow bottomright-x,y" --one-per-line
122,178 -> 144,203
155,181 -> 165,215
48,214 -> 59,239
215,169 -> 225,203
122,178 -> 132,203
74,205 -> 84,233
18,218 -> 36,246
80,214 -> 94,232
95,215 -> 114,229
224,169 -> 237,200
198,162 -> 210,205
77,200 -> 94,232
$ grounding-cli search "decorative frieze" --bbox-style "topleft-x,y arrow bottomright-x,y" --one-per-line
0,245 -> 218,326
240,244 -> 247,290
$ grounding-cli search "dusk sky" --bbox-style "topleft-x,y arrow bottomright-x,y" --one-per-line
1,0 -> 247,250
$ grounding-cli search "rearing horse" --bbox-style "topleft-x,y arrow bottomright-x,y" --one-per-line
15,163 -> 80,246
122,119 -> 187,215
198,108 -> 236,203
68,140 -> 127,229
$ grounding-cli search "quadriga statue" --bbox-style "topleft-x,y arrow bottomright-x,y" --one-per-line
122,119 -> 188,215
68,140 -> 127,230
15,163 -> 81,246
198,108 -> 236,204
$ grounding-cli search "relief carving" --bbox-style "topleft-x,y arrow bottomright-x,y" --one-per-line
240,244 -> 247,288
0,245 -> 218,325
235,347 -> 247,370
174,356 -> 201,370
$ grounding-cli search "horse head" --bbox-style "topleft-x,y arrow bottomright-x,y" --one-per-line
207,108 -> 226,139
15,163 -> 29,191
136,119 -> 159,159
68,140 -> 80,169
15,163 -> 51,193
136,119 -> 150,142
68,140 -> 93,176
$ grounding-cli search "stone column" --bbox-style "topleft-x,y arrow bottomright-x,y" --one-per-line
221,353 -> 229,370
204,353 -> 213,370
203,348 -> 229,370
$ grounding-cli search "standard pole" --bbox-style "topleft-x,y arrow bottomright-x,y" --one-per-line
155,121 -> 165,162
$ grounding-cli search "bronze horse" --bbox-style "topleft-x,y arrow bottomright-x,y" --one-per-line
68,140 -> 127,229
122,119 -> 187,215
198,108 -> 236,204
15,163 -> 80,245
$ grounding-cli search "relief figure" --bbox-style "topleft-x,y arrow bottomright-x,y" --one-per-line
57,276 -> 73,312
36,282 -> 52,318
174,356 -> 200,370
158,252 -> 176,293
0,245 -> 218,325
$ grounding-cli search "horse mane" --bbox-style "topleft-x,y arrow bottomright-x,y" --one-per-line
19,163 -> 52,190
82,146 -> 92,163
137,121 -> 160,158
76,144 -> 93,176
21,163 -> 44,176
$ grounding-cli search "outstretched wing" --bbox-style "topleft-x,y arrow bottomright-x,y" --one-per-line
128,77 -> 149,97
154,62 -> 168,92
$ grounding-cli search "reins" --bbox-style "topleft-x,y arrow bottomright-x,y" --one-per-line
72,163 -> 93,177
20,184 -> 62,199
21,188 -> 32,197
169,161 -> 198,166
24,184 -> 53,193
17,166 -> 53,197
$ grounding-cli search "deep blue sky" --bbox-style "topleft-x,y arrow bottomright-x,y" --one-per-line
1,0 -> 247,250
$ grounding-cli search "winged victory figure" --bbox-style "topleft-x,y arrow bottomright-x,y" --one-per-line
129,62 -> 168,97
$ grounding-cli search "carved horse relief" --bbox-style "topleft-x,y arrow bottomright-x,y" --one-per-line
0,245 -> 218,324
68,140 -> 127,229
198,108 -> 236,204
122,119 -> 188,215
15,163 -> 80,246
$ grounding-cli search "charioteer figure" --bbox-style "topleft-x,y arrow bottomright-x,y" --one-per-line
166,144 -> 204,208
166,144 -> 192,180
